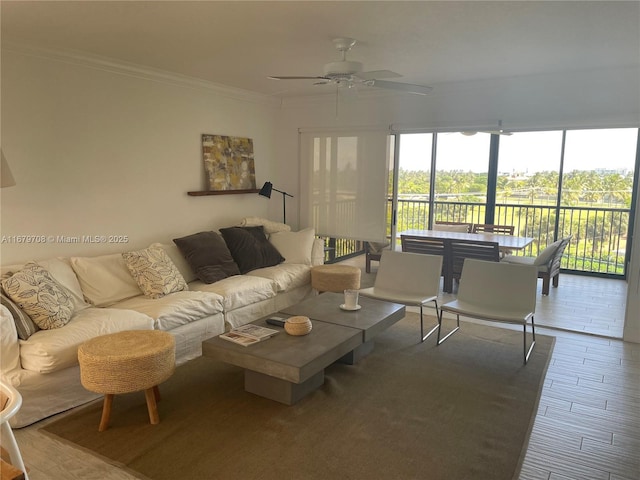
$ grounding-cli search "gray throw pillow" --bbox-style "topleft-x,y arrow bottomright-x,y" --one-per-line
220,226 -> 285,274
173,231 -> 240,284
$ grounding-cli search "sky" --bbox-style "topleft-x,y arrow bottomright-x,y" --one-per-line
398,128 -> 638,174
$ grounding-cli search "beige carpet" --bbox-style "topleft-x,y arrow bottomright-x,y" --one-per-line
42,314 -> 553,480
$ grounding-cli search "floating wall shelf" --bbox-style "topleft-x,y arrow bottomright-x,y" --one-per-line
188,189 -> 260,196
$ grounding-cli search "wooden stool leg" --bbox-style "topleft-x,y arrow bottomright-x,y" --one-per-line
145,387 -> 160,425
153,385 -> 161,402
99,394 -> 114,432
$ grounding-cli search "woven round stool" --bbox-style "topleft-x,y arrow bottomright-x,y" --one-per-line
78,330 -> 175,431
311,264 -> 361,293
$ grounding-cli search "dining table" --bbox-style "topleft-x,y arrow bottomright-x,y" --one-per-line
397,229 -> 534,252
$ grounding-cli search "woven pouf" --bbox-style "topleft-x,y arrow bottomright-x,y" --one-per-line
78,330 -> 175,431
311,264 -> 361,293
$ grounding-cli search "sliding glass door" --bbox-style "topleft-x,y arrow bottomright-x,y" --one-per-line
390,128 -> 638,277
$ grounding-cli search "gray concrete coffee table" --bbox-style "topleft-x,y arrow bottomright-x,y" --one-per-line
202,318 -> 362,405
202,295 -> 405,405
281,292 -> 406,363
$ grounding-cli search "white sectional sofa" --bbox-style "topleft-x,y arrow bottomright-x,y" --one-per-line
0,223 -> 323,427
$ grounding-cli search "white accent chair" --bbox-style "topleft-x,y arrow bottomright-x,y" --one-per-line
438,258 -> 538,364
1,380 -> 29,479
359,250 -> 443,342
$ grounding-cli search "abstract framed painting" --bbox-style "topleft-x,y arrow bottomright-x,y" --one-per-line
201,134 -> 256,192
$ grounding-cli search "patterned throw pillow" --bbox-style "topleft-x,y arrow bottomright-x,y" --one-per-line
122,245 -> 188,299
0,291 -> 40,339
1,262 -> 74,329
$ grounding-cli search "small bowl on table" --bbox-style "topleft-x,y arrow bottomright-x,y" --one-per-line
284,316 -> 312,336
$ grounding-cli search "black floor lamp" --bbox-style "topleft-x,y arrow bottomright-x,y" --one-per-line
258,181 -> 294,224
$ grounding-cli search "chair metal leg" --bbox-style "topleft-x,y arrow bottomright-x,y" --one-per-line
420,301 -> 440,342
436,311 -> 460,345
524,316 -> 536,364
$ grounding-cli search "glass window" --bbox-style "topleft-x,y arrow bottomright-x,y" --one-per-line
433,132 -> 491,224
562,128 -> 636,208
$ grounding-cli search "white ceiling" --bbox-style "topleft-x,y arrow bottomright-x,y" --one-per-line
2,1 -> 639,98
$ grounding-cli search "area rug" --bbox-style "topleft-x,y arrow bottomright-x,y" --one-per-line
41,314 -> 554,480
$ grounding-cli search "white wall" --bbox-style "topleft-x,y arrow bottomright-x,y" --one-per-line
624,188 -> 640,343
1,50 -> 280,264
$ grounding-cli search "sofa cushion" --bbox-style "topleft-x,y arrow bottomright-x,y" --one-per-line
1,262 -> 74,329
19,307 -> 155,374
501,255 -> 550,273
112,291 -> 224,331
220,226 -> 284,274
189,275 -> 277,311
70,254 -> 142,307
156,243 -> 197,283
269,228 -> 315,265
0,292 -> 40,339
534,239 -> 562,266
247,264 -> 312,292
122,244 -> 188,298
173,231 -> 240,284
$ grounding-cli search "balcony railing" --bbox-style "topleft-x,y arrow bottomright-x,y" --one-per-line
321,198 -> 631,276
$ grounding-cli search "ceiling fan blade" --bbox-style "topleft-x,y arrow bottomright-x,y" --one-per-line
367,79 -> 432,95
357,70 -> 402,80
268,76 -> 330,80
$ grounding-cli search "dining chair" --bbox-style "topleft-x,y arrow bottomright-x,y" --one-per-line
0,380 -> 29,479
401,235 -> 447,259
438,258 -> 539,364
359,250 -> 443,342
472,223 -> 515,235
433,221 -> 472,233
445,238 -> 500,292
502,236 -> 572,295
365,241 -> 390,273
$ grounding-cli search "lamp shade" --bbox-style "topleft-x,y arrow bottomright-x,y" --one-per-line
258,181 -> 273,198
1,150 -> 16,188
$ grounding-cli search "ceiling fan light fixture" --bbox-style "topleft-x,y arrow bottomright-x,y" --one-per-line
323,60 -> 362,76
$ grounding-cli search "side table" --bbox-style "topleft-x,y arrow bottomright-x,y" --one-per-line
311,264 -> 361,293
78,330 -> 175,431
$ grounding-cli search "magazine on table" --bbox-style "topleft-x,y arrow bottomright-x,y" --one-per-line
219,324 -> 279,346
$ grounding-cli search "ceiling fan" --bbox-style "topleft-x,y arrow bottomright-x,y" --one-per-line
268,37 -> 433,96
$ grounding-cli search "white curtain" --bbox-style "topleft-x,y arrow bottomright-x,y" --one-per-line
299,129 -> 391,242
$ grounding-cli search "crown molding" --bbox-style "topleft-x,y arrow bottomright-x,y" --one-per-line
2,42 -> 281,107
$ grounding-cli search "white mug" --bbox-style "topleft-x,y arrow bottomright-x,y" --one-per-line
344,289 -> 359,309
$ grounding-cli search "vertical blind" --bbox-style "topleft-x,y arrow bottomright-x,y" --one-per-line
299,129 -> 391,242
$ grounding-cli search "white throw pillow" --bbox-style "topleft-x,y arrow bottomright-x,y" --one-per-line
534,239 -> 562,266
70,254 -> 142,307
269,228 -> 316,265
38,257 -> 90,312
156,243 -> 197,283
1,262 -> 74,329
238,217 -> 291,235
122,245 -> 189,299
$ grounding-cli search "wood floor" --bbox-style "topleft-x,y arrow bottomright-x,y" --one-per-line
11,261 -> 639,480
